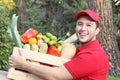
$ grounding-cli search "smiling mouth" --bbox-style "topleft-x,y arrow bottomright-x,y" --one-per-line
79,33 -> 88,37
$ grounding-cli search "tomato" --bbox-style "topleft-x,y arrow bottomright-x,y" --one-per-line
21,28 -> 38,43
47,45 -> 61,57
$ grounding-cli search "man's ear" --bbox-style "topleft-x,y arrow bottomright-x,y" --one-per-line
96,27 -> 101,35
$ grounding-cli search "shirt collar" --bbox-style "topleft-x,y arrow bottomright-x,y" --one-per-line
78,40 -> 99,51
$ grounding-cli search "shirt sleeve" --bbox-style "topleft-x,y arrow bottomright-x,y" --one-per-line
64,52 -> 98,79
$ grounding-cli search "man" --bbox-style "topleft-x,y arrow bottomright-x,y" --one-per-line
9,10 -> 109,80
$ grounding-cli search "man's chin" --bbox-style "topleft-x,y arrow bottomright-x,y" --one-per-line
79,40 -> 87,43
79,39 -> 89,45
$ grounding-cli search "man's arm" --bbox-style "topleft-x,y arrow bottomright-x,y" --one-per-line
9,55 -> 73,80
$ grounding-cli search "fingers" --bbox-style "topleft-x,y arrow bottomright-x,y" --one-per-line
9,55 -> 17,66
9,61 -> 14,67
9,56 -> 14,66
9,55 -> 14,61
8,54 -> 25,67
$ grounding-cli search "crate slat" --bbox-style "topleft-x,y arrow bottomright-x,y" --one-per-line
13,47 -> 70,66
8,68 -> 42,80
8,47 -> 70,80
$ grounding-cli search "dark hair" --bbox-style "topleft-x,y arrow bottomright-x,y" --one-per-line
96,22 -> 99,28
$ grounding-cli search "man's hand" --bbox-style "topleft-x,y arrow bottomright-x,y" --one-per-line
9,54 -> 27,69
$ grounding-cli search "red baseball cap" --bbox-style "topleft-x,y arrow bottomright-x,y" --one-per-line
74,10 -> 100,25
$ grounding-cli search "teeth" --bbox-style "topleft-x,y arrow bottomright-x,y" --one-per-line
81,34 -> 86,36
79,33 -> 87,36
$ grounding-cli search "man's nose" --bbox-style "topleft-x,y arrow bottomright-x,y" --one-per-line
81,25 -> 87,30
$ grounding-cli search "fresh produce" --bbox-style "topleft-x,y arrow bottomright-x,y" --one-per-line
37,38 -> 44,47
28,37 -> 37,45
61,43 -> 77,59
23,44 -> 30,50
20,28 -> 76,59
8,14 -> 23,48
57,45 -> 62,52
21,29 -> 63,56
20,28 -> 38,43
36,33 -> 43,39
47,45 -> 61,57
39,43 -> 48,54
31,44 -> 39,52
43,32 -> 57,46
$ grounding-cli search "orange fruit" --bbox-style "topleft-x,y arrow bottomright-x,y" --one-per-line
28,37 -> 37,45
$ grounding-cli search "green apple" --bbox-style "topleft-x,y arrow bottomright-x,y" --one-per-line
48,40 -> 56,45
42,35 -> 47,40
46,32 -> 53,38
37,33 -> 43,39
57,45 -> 62,52
58,40 -> 64,45
51,36 -> 57,41
54,42 -> 59,47
44,37 -> 50,43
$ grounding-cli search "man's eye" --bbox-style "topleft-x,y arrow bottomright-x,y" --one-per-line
87,24 -> 92,27
77,23 -> 82,25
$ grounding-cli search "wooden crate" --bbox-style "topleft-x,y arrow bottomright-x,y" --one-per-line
7,47 -> 70,80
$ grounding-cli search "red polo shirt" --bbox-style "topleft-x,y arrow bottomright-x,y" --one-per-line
64,40 -> 109,80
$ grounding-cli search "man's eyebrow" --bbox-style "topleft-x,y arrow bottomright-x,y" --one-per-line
86,22 -> 93,24
77,20 -> 82,23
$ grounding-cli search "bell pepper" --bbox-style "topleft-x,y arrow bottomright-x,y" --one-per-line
47,45 -> 61,57
20,28 -> 38,43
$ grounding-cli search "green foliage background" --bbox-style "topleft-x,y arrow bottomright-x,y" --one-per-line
112,0 -> 120,49
0,3 -> 14,70
17,0 -> 88,38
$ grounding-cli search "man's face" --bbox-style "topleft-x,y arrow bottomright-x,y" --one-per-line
75,16 -> 100,45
